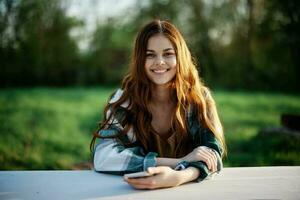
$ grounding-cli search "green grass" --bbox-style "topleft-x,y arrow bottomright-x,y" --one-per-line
0,87 -> 299,169
0,87 -> 115,169
215,91 -> 300,166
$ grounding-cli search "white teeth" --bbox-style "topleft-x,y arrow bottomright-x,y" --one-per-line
153,69 -> 167,74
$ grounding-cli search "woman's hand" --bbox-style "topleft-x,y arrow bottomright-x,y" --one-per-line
124,166 -> 181,189
181,146 -> 218,172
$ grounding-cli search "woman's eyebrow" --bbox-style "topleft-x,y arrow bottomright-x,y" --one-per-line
163,48 -> 174,52
146,48 -> 174,52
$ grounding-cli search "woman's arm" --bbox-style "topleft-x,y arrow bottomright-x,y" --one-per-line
179,146 -> 218,172
184,127 -> 223,181
156,157 -> 181,168
124,147 -> 217,190
156,147 -> 217,172
93,95 -> 158,173
93,136 -> 157,174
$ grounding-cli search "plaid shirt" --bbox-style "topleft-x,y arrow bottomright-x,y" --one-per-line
92,89 -> 223,181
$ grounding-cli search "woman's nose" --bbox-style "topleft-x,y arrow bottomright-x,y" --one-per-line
155,56 -> 165,66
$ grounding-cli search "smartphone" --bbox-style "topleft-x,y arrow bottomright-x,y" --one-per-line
124,171 -> 152,179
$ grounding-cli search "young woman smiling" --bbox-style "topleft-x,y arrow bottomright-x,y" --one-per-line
90,19 -> 226,189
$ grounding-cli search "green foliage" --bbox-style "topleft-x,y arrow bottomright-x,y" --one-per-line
85,19 -> 133,85
0,88 -> 299,169
0,0 -> 82,86
0,0 -> 299,91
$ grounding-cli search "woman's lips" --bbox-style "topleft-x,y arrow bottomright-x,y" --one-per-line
151,69 -> 170,74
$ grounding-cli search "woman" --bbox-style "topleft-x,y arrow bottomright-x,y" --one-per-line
90,19 -> 226,189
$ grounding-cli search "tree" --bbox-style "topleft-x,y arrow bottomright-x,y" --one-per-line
0,0 -> 82,86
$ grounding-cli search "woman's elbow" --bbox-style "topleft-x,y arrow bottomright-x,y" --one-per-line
93,151 -> 106,171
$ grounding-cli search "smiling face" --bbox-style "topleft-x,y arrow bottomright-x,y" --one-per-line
144,34 -> 177,86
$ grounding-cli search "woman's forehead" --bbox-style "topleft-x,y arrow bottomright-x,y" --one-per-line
147,34 -> 174,50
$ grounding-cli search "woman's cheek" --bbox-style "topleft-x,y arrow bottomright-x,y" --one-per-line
145,59 -> 153,69
167,57 -> 177,68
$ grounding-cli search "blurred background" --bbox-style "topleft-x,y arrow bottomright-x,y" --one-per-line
0,0 -> 299,170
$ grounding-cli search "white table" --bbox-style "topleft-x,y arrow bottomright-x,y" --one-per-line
0,167 -> 299,200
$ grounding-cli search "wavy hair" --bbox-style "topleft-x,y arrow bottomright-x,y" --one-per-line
90,19 -> 226,157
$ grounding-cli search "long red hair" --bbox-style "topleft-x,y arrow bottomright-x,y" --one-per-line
90,19 -> 226,157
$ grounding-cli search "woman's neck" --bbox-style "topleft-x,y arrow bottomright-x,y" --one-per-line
151,85 -> 172,105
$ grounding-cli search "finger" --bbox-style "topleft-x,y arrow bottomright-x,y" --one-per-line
206,149 -> 217,172
128,182 -> 152,190
132,182 -> 157,190
199,151 -> 213,170
147,166 -> 164,175
125,177 -> 157,190
204,149 -> 216,172
202,148 -> 217,172
199,153 -> 212,170
125,176 -> 149,185
211,150 -> 218,172
130,181 -> 153,190
206,147 -> 218,172
196,147 -> 217,171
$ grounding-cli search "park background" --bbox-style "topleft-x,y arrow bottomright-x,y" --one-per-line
0,0 -> 299,170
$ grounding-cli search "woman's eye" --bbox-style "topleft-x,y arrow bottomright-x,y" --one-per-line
146,53 -> 155,58
164,52 -> 175,57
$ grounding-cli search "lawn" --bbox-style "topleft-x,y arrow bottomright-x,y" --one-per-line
0,87 -> 299,169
